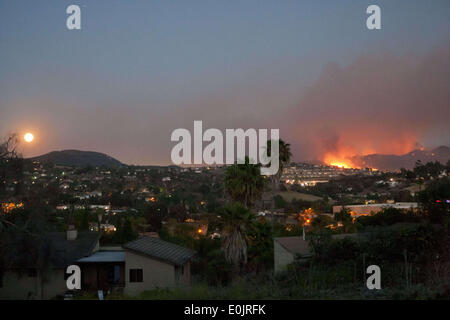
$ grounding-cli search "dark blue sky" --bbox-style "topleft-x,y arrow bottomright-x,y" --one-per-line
1,1 -> 449,164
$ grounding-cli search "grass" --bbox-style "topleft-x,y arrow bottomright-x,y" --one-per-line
275,191 -> 323,202
105,282 -> 449,300
101,270 -> 450,300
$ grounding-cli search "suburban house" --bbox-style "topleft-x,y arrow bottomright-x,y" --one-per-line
0,230 -> 196,299
77,249 -> 126,293
274,234 -> 361,273
122,237 -> 196,296
274,236 -> 312,273
0,229 -> 100,299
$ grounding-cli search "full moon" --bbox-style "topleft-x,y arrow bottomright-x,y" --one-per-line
24,133 -> 34,143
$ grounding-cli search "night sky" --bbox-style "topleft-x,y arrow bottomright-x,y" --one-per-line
1,0 -> 449,165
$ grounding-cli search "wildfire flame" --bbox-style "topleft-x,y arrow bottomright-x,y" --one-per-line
329,162 -> 353,169
323,153 -> 358,169
316,130 -> 420,170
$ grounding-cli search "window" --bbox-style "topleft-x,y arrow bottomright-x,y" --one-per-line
108,265 -> 121,284
129,269 -> 143,282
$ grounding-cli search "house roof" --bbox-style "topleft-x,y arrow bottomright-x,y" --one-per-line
123,237 -> 196,266
5,232 -> 100,270
274,237 -> 311,257
275,233 -> 363,258
77,251 -> 125,263
47,232 -> 100,268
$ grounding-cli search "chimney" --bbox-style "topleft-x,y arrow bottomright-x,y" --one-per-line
67,225 -> 78,240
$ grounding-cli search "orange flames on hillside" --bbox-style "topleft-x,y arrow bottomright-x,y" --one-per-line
329,161 -> 355,169
323,153 -> 359,169
320,134 -> 420,170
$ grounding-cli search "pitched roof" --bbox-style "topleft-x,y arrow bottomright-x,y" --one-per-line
275,233 -> 364,258
47,232 -> 100,268
274,237 -> 311,257
123,237 -> 196,266
4,232 -> 99,270
77,251 -> 125,263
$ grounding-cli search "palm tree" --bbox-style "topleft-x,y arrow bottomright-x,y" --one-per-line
266,139 -> 292,191
247,220 -> 273,272
224,156 -> 265,208
220,203 -> 253,268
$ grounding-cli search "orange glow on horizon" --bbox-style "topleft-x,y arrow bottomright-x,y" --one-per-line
323,152 -> 358,169
317,130 -> 420,170
329,161 -> 354,169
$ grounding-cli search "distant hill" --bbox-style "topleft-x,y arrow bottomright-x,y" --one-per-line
29,150 -> 123,167
351,146 -> 450,171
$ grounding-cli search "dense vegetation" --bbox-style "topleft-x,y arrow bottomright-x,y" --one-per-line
1,134 -> 449,300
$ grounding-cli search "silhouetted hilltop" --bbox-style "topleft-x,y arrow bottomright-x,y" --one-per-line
351,146 -> 450,171
30,150 -> 123,167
